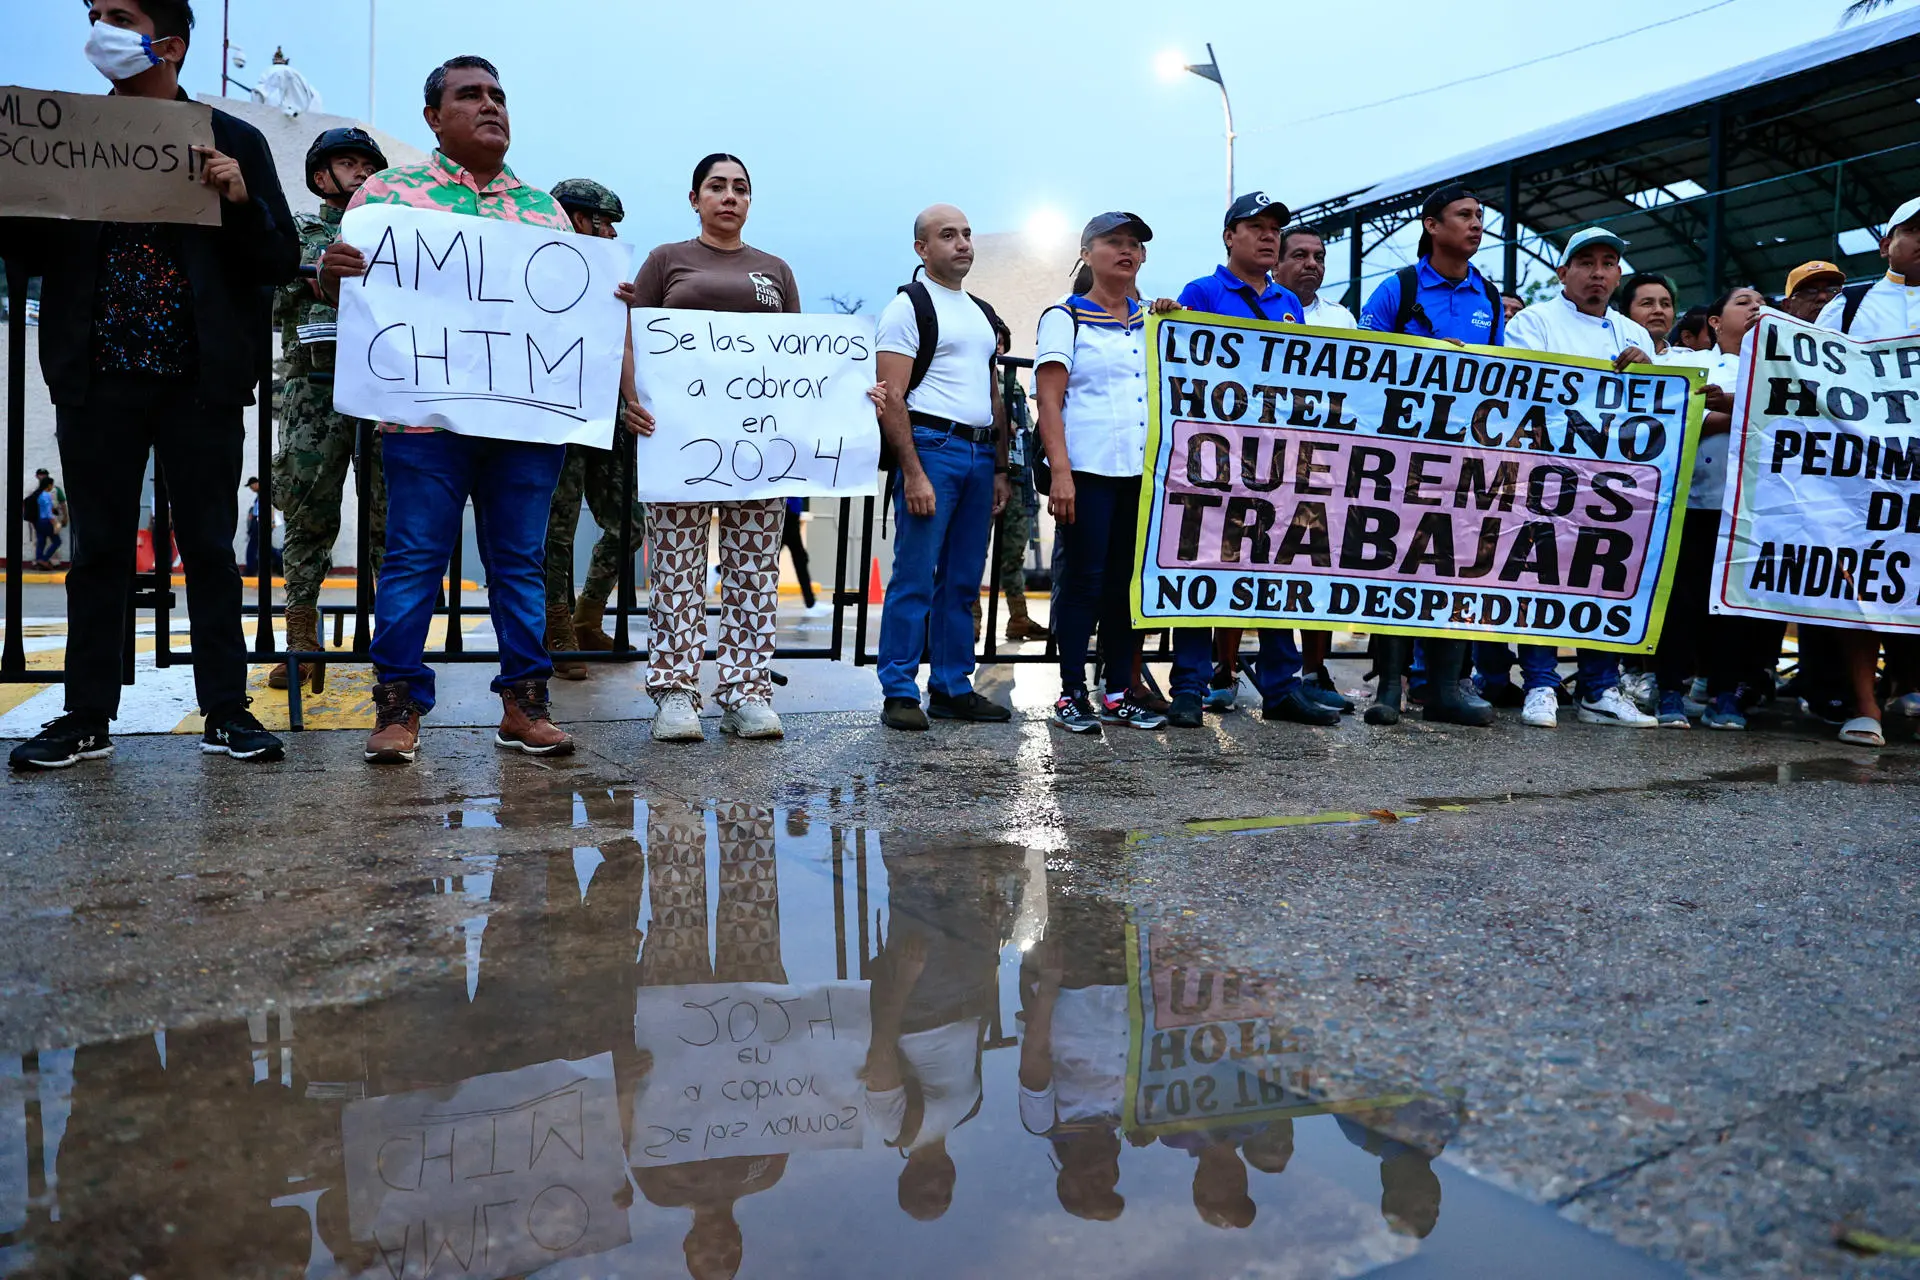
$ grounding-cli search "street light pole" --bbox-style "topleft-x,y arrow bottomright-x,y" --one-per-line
1182,43 -> 1235,207
221,0 -> 231,97
368,0 -> 377,124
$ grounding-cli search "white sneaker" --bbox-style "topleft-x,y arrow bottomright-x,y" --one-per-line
1522,687 -> 1559,728
720,699 -> 784,739
1627,671 -> 1659,713
651,690 -> 705,742
1578,685 -> 1658,728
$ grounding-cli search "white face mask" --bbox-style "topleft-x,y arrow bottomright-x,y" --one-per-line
85,22 -> 172,83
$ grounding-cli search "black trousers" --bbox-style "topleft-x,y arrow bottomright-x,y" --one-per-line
56,376 -> 248,719
1654,507 -> 1785,697
781,508 -> 813,608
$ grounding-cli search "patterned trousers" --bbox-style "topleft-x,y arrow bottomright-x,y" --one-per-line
646,499 -> 783,709
640,800 -> 785,986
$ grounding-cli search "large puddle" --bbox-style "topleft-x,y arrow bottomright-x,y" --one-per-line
0,790 -> 1677,1279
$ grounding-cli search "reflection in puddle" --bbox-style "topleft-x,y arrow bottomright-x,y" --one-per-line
0,793 -> 1670,1280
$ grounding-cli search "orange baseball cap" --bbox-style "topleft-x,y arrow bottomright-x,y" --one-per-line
1785,261 -> 1845,296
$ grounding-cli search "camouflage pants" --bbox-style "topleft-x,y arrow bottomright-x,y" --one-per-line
991,478 -> 1034,606
272,379 -> 385,608
545,443 -> 645,610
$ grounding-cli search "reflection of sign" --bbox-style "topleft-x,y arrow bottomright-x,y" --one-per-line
333,204 -> 635,447
1713,314 -> 1920,633
0,86 -> 218,224
632,981 -> 871,1168
1134,313 -> 1702,652
630,308 -> 880,500
1123,924 -> 1419,1137
341,1054 -> 630,1279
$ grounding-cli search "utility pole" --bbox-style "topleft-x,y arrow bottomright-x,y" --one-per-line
367,0 -> 377,124
221,0 -> 231,97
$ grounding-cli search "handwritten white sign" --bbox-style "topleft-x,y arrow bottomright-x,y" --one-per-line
333,203 -> 634,447
630,308 -> 880,500
340,1054 -> 631,1280
632,981 -> 871,1168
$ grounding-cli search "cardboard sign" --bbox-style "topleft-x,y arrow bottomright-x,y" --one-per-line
632,981 -> 871,1168
340,1054 -> 631,1280
1134,313 -> 1703,652
630,308 -> 880,500
332,203 -> 635,447
0,86 -> 218,224
1713,313 -> 1920,633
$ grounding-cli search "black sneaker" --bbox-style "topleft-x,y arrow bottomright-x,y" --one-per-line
201,701 -> 285,761
1052,691 -> 1102,734
1167,692 -> 1205,728
1262,687 -> 1341,726
929,690 -> 1012,722
881,697 -> 930,731
1098,693 -> 1168,730
9,713 -> 113,771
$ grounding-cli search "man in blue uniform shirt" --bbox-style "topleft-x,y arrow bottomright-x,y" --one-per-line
1164,192 -> 1345,730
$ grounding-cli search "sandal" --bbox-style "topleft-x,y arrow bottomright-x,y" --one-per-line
1839,716 -> 1885,748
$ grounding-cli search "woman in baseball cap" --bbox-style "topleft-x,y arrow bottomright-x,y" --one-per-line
1034,212 -> 1169,733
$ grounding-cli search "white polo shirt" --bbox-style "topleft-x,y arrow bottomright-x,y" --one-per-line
1302,295 -> 1357,329
1814,272 -> 1920,341
1035,295 -> 1149,478
1505,293 -> 1656,363
1658,346 -> 1740,510
875,279 -> 997,428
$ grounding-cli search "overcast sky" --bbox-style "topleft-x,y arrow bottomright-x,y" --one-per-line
16,0 -> 1895,310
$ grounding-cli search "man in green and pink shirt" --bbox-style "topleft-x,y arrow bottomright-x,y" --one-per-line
321,55 -> 605,765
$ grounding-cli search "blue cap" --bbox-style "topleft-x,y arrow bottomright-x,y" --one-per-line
1225,191 -> 1289,230
1080,211 -> 1154,248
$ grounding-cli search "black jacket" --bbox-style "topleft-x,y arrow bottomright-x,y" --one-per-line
0,92 -> 298,407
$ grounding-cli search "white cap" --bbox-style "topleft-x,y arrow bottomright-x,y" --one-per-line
1888,196 -> 1920,232
1559,226 -> 1629,266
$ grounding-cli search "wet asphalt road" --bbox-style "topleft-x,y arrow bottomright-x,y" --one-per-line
0,697 -> 1915,1279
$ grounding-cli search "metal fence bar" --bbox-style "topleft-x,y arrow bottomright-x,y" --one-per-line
3,259 -> 27,679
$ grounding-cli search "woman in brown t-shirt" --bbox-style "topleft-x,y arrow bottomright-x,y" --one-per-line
627,154 -> 802,743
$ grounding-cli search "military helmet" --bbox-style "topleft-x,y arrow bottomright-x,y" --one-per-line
550,178 -> 625,223
304,127 -> 388,196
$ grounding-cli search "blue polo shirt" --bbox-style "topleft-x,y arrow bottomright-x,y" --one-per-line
1359,258 -> 1504,345
1177,265 -> 1304,323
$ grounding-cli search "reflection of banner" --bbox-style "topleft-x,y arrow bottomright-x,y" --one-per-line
632,981 -> 871,1167
0,86 -> 218,224
1122,923 -> 1419,1137
1713,313 -> 1920,634
340,1054 -> 631,1280
629,308 -> 879,501
1133,313 -> 1702,652
332,204 -> 635,447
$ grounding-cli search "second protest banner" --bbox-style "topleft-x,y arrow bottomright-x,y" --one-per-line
1133,314 -> 1702,652
1712,313 -> 1920,634
630,308 -> 880,501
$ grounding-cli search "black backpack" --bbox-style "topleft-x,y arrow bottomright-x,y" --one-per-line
1391,265 -> 1501,342
1837,280 -> 1873,333
883,276 -> 1005,474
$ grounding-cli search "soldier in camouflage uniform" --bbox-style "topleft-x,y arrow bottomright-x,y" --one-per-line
268,127 -> 390,692
543,179 -> 648,679
973,321 -> 1049,642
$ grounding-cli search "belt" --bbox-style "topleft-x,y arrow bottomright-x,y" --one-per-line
909,412 -> 995,445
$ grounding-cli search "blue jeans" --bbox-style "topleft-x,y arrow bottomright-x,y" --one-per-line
1474,642 -> 1519,687
1518,644 -> 1619,698
1054,472 -> 1142,697
878,426 -> 997,700
1170,629 -> 1302,703
34,517 -> 61,563
371,430 -> 565,713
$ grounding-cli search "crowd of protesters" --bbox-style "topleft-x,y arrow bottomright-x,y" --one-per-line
6,0 -> 1917,771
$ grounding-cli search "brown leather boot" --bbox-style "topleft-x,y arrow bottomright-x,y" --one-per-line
573,595 -> 614,652
546,602 -> 588,680
1004,593 -> 1050,642
364,681 -> 421,764
496,679 -> 574,756
269,603 -> 325,692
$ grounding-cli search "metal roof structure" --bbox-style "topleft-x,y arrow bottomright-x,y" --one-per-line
1295,7 -> 1920,308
